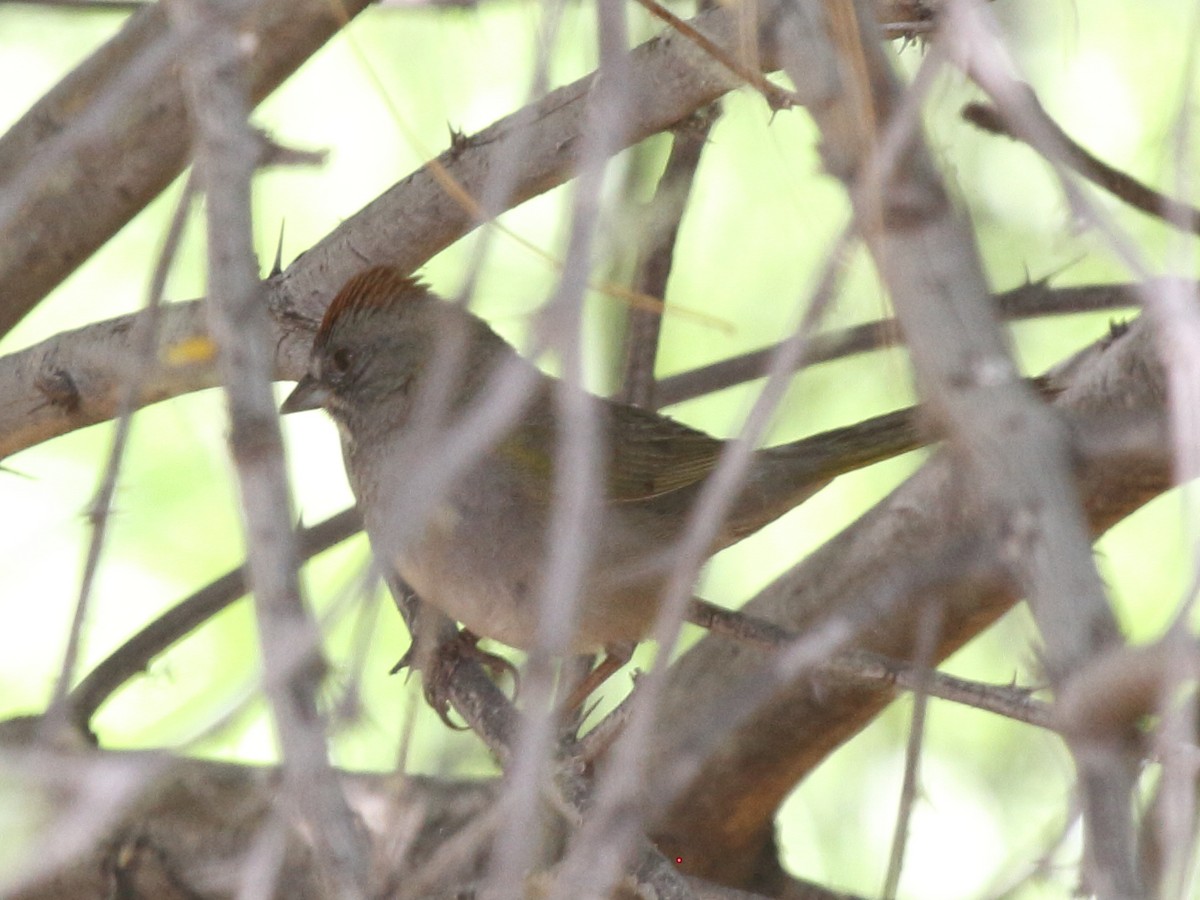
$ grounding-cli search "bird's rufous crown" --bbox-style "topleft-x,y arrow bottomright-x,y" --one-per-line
316,265 -> 429,343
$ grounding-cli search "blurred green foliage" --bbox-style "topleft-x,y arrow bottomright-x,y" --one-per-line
0,0 -> 1193,896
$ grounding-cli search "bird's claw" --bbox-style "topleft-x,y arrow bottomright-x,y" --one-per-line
391,628 -> 519,729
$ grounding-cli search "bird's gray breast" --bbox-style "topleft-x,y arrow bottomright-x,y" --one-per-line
353,444 -> 548,651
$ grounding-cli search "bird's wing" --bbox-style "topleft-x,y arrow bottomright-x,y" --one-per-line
491,395 -> 723,503
604,401 -> 722,502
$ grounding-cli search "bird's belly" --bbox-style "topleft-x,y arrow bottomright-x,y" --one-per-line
386,494 -> 671,653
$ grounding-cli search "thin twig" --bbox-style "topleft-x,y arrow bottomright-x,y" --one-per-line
486,5 -> 636,891
47,175 -> 195,726
67,507 -> 362,732
882,602 -> 941,900
654,278 -> 1145,407
627,0 -> 799,111
964,98 -> 1200,236
687,596 -> 1054,728
620,105 -> 720,409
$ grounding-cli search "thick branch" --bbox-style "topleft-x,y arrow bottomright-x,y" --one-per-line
0,0 -> 372,339
0,0 -> 767,459
0,0 -> 1022,467
0,277 -> 1152,463
4,312 -> 1174,899
648,312 -> 1169,887
771,3 -> 1135,893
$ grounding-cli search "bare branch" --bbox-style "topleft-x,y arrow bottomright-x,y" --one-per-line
0,0 -> 771,462
47,175 -> 195,727
655,278 -> 1149,407
3,269 -> 1139,465
628,0 -> 799,111
620,106 -> 720,409
0,0 -> 373,339
648,310 -> 1170,886
882,603 -> 941,899
964,95 -> 1200,236
687,597 -> 1054,727
771,1 -> 1135,890
173,0 -> 365,891
67,507 -> 362,732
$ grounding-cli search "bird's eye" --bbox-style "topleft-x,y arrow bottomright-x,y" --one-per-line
329,347 -> 354,378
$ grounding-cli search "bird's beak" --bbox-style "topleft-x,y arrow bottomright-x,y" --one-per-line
280,375 -> 331,414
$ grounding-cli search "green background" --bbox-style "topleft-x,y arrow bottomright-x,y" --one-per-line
0,1 -> 1194,896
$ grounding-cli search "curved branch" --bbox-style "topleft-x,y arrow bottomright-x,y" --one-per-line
68,507 -> 362,731
0,0 -> 374,338
0,0 -> 767,460
964,96 -> 1200,236
649,311 -> 1170,886
0,278 -> 1153,461
0,0 -> 951,461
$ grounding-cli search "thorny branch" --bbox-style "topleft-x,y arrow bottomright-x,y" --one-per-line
172,0 -> 366,892
1,0 -> 1196,896
0,0 -> 373,339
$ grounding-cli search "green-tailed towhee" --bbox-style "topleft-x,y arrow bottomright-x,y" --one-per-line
282,266 -> 924,657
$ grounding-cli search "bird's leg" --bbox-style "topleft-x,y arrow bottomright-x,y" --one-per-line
392,627 -> 520,729
451,629 -> 522,694
560,642 -> 635,713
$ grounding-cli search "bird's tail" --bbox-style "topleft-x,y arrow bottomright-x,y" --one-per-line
720,404 -> 929,546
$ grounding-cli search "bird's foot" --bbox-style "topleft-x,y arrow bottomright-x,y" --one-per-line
560,642 -> 634,714
391,628 -> 519,729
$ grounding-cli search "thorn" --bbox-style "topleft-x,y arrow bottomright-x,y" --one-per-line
447,124 -> 469,156
389,647 -> 413,676
270,219 -> 286,278
252,127 -> 329,169
35,366 -> 81,413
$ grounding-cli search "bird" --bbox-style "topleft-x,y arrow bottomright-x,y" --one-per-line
282,265 -> 925,704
